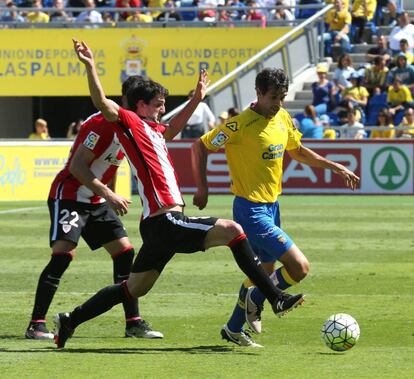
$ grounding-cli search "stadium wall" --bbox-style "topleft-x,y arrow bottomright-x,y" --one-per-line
0,141 -> 130,201
171,140 -> 414,195
1,140 -> 412,201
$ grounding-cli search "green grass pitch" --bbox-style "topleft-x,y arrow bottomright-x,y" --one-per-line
0,195 -> 413,379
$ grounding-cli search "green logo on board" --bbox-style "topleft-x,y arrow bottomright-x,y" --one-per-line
370,147 -> 410,190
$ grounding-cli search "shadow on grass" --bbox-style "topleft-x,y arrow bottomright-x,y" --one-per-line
0,345 -> 258,355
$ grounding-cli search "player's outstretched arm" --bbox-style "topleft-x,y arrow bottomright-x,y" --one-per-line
191,139 -> 209,209
70,146 -> 131,216
164,69 -> 210,141
72,39 -> 119,122
288,145 -> 360,190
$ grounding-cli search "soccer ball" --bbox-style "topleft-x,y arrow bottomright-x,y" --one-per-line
321,313 -> 360,351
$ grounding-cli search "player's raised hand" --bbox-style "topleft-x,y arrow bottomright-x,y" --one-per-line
73,39 -> 94,66
336,165 -> 360,190
193,69 -> 210,101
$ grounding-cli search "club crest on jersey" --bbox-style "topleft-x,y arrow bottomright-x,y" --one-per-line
62,224 -> 71,233
211,130 -> 229,148
83,131 -> 100,150
225,122 -> 238,132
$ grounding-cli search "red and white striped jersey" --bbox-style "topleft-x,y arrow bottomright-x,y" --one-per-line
49,113 -> 124,204
116,107 -> 184,219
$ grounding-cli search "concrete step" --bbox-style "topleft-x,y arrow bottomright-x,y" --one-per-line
295,91 -> 313,100
285,109 -> 305,116
303,82 -> 313,90
284,100 -> 311,109
376,26 -> 392,36
352,44 -> 376,53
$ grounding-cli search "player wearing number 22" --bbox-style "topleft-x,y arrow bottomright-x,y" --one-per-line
25,95 -> 163,341
192,68 -> 360,346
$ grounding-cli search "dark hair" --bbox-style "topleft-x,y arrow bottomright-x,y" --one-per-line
337,54 -> 352,69
255,68 -> 289,95
304,104 -> 317,121
125,78 -> 169,112
122,75 -> 143,96
377,108 -> 392,125
373,56 -> 383,65
400,38 -> 408,45
227,107 -> 240,117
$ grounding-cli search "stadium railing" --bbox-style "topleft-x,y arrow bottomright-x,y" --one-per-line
0,4 -> 326,28
162,4 -> 333,121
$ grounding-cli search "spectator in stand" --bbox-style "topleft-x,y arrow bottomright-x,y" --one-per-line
297,0 -> 323,19
387,78 -> 414,124
76,0 -> 103,23
363,56 -> 389,94
299,105 -> 323,138
27,0 -> 50,22
28,118 -> 51,140
50,0 -> 72,22
351,0 -> 376,44
156,0 -> 182,21
102,11 -> 114,23
389,11 -> 414,53
387,53 -> 414,93
312,63 -> 338,115
366,35 -> 392,65
398,107 -> 414,138
217,111 -> 229,126
217,4 -> 230,21
391,38 -> 414,66
126,6 -> 153,22
1,1 -> 25,22
366,86 -> 388,125
376,0 -> 397,27
182,89 -> 216,138
254,0 -> 274,20
229,0 -> 246,20
341,109 -> 366,139
320,114 -> 337,139
370,108 -> 395,138
227,107 -> 240,117
115,0 -> 141,21
281,0 -> 296,15
323,0 -> 352,56
246,0 -> 266,25
340,72 -> 369,119
324,0 -> 349,11
273,1 -> 295,21
148,0 -> 167,18
66,119 -> 84,139
333,53 -> 355,92
67,0 -> 86,17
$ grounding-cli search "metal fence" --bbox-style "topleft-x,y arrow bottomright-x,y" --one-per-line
162,4 -> 333,121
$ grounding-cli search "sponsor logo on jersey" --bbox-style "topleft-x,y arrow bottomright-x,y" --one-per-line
211,131 -> 229,148
262,143 -> 284,160
104,152 -> 123,166
83,131 -> 100,150
225,122 -> 238,132
245,118 -> 260,128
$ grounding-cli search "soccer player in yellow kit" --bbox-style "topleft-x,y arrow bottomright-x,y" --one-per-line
191,68 -> 360,347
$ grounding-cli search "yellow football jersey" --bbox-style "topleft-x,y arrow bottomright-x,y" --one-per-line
201,107 -> 302,203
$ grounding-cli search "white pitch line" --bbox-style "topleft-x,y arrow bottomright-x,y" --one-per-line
0,291 -> 413,298
0,207 -> 43,215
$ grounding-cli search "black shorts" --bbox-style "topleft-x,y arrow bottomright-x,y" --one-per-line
48,198 -> 127,250
132,211 -> 217,274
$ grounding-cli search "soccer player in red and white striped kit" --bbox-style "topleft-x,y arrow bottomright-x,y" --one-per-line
53,39 -> 304,349
26,76 -> 166,340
